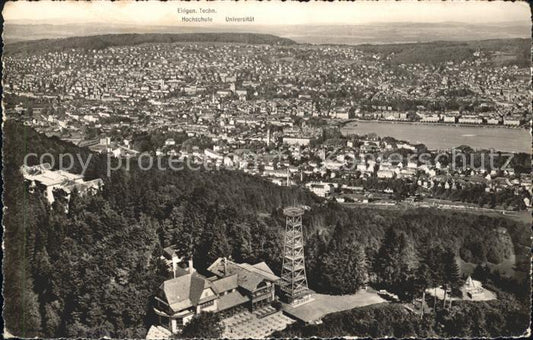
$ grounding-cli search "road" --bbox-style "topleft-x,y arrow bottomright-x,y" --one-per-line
341,200 -> 531,223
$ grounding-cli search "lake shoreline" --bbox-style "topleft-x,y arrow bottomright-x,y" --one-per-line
340,120 -> 531,153
339,118 -> 529,130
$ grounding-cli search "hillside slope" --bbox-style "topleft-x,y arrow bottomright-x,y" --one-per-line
355,38 -> 530,66
4,32 -> 297,55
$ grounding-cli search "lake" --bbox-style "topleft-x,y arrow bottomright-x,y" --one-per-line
341,121 -> 531,153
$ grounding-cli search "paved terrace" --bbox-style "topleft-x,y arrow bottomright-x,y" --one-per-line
281,289 -> 387,323
221,308 -> 295,339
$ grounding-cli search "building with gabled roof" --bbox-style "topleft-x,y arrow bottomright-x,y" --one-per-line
153,255 -> 279,334
160,273 -> 217,312
154,263 -> 218,334
211,274 -> 238,294
208,257 -> 279,302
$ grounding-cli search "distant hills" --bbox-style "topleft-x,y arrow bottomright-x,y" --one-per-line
354,38 -> 531,66
4,21 -> 530,45
277,21 -> 531,45
4,31 -> 529,67
3,33 -> 296,55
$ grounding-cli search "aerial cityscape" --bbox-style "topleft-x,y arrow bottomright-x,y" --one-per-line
2,1 -> 531,339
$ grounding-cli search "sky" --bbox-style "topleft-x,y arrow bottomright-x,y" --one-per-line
3,0 -> 531,26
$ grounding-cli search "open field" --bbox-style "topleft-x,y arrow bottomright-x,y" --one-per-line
282,289 -> 387,323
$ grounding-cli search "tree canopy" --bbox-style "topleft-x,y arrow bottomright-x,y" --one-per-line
179,313 -> 223,339
2,120 -> 530,338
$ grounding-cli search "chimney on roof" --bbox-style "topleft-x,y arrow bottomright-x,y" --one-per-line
171,253 -> 179,278
188,257 -> 195,274
223,257 -> 227,276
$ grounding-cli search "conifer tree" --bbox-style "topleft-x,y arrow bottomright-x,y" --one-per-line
180,312 -> 223,338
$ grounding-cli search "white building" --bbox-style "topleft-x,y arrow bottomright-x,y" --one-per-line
305,182 -> 334,197
503,118 -> 520,126
377,170 -> 395,179
458,116 -> 483,124
282,136 -> 312,146
486,118 -> 500,125
421,115 -> 440,123
443,115 -> 457,123
20,164 -> 103,207
204,148 -> 224,160
165,138 -> 176,146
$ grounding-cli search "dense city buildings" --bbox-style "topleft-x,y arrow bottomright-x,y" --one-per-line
4,38 -> 531,213
2,2 -> 531,337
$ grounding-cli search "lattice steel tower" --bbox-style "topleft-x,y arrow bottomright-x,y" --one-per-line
280,206 -> 312,305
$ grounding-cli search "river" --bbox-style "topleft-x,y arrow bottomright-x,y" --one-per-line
341,121 -> 531,153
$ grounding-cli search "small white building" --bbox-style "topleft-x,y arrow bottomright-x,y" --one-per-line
283,136 -> 312,146
377,170 -> 395,179
305,182 -> 334,197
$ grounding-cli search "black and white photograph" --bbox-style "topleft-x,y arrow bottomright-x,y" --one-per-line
1,1 -> 531,338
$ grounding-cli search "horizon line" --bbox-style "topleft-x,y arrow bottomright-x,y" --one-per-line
6,19 -> 532,26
